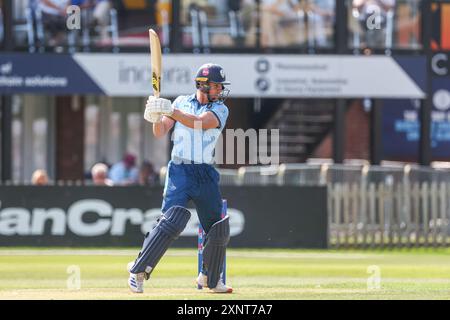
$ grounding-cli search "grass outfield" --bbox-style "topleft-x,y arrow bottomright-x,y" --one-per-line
0,248 -> 449,300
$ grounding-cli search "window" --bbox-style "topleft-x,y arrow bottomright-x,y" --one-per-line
181,0 -> 257,51
84,99 -> 100,172
12,0 -> 121,52
83,96 -> 169,178
348,0 -> 422,50
260,0 -> 335,49
395,0 -> 421,49
11,95 -> 53,183
432,1 -> 450,51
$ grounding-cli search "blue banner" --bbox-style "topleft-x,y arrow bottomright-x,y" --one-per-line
382,77 -> 450,159
0,53 -> 103,94
393,56 -> 427,92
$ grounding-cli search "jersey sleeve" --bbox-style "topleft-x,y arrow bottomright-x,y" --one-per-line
209,104 -> 229,130
171,96 -> 184,109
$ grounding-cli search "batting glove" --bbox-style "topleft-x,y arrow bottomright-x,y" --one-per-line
145,96 -> 174,116
144,109 -> 162,123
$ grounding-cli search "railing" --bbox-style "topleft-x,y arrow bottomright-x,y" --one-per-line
329,181 -> 450,248
212,162 -> 450,248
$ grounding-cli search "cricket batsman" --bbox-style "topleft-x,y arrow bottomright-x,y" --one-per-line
127,63 -> 232,294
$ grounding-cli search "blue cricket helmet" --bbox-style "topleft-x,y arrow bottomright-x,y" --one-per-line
195,63 -> 230,103
195,63 -> 230,86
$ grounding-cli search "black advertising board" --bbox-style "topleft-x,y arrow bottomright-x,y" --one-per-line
0,186 -> 327,248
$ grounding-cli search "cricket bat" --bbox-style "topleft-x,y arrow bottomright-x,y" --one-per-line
149,29 -> 162,98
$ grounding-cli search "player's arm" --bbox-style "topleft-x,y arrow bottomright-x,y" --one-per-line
144,96 -> 176,137
144,96 -> 219,131
153,116 -> 175,138
170,109 -> 220,130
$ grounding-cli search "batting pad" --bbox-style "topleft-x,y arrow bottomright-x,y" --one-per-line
130,206 -> 191,275
203,215 -> 230,288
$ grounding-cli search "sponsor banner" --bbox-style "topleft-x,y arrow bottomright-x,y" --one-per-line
383,54 -> 450,159
0,53 -> 425,98
431,52 -> 450,77
74,54 -> 425,98
0,53 -> 103,94
382,80 -> 450,158
393,56 -> 427,92
0,186 -> 328,248
382,99 -> 421,158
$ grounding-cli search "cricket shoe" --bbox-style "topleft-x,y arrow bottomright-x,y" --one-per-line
128,272 -> 145,293
196,272 -> 233,294
126,261 -> 147,294
196,272 -> 208,288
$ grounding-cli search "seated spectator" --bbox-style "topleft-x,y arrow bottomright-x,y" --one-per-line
305,0 -> 335,47
92,0 -> 112,42
108,153 -> 139,186
260,0 -> 304,47
38,0 -> 70,46
31,169 -> 49,185
138,161 -> 159,186
91,162 -> 113,186
72,0 -> 112,42
352,0 -> 396,48
395,1 -> 420,49
238,0 -> 259,47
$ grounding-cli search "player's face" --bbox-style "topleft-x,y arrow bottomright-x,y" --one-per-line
208,82 -> 223,101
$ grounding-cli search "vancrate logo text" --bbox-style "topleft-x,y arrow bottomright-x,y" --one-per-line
0,200 -> 244,237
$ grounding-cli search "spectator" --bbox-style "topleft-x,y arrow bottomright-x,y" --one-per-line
260,0 -> 304,47
72,0 -> 112,42
238,0 -> 258,46
305,0 -> 335,47
91,0 -> 112,42
38,0 -> 70,46
91,162 -> 113,186
31,169 -> 49,185
396,1 -> 420,49
71,0 -> 89,7
352,0 -> 396,48
108,153 -> 139,185
138,161 -> 159,186
227,0 -> 245,46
